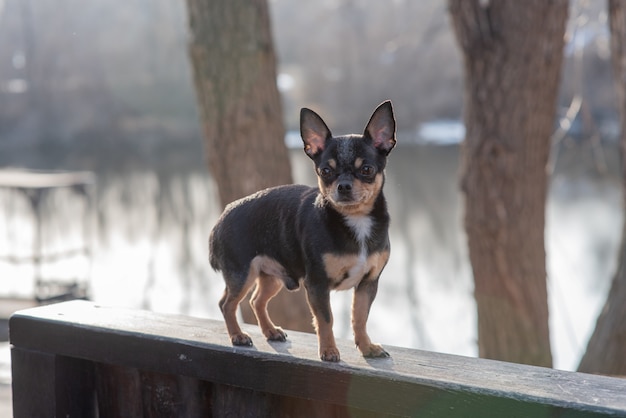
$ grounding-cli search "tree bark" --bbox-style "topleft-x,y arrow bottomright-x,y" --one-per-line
578,0 -> 626,376
449,0 -> 568,367
186,0 -> 291,205
185,0 -> 313,333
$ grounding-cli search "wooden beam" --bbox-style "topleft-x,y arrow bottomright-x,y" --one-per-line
10,301 -> 626,417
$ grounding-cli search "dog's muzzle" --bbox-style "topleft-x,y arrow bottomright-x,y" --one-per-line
335,179 -> 354,202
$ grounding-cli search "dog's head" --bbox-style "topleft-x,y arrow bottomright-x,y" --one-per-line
300,101 -> 396,216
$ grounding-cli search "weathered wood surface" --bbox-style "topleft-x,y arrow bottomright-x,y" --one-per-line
10,301 -> 626,417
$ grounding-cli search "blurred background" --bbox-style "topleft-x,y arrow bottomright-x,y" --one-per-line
0,0 -> 620,385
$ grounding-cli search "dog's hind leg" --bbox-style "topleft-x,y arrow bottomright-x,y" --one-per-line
219,272 -> 256,346
250,274 -> 288,342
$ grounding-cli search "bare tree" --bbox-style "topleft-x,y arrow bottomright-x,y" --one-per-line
578,0 -> 626,376
185,0 -> 312,333
449,0 -> 568,366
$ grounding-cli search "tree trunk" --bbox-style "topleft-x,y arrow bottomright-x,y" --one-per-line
185,0 -> 313,333
186,0 -> 291,205
578,0 -> 626,376
449,0 -> 568,367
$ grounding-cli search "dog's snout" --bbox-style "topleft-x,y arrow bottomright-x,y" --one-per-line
337,181 -> 352,195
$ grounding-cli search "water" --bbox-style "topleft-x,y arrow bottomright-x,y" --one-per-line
0,143 -> 620,371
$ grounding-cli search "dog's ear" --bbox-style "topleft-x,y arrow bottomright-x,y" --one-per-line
301,108 -> 332,159
364,101 -> 396,155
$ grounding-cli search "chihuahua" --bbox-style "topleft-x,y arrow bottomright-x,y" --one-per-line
209,101 -> 396,362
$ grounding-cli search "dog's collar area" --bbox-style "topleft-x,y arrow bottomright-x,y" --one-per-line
329,200 -> 373,218
344,214 -> 373,245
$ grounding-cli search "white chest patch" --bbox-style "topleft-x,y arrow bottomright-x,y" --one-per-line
344,214 -> 373,246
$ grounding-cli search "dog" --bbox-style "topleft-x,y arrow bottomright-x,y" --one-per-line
209,101 -> 396,362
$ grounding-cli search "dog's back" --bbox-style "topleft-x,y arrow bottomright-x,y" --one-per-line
209,184 -> 316,284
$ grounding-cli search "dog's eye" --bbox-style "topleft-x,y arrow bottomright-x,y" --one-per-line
360,165 -> 374,176
319,167 -> 333,178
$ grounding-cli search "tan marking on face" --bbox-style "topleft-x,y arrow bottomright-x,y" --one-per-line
328,158 -> 337,169
326,173 -> 384,216
323,250 -> 390,290
354,157 -> 363,169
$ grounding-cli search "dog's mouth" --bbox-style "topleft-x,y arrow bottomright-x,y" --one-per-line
334,193 -> 357,203
329,189 -> 370,210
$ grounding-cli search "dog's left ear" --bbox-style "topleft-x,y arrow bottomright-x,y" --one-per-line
364,101 -> 396,155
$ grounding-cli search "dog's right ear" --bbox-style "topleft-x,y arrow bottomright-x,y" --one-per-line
300,108 -> 331,159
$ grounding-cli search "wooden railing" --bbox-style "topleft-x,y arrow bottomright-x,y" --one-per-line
9,301 -> 626,417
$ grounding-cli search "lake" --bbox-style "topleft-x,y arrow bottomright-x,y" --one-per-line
0,141 -> 621,371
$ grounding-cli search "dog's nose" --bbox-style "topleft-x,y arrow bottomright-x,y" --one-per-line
337,181 -> 352,195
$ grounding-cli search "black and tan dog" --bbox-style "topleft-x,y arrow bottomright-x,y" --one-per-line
209,101 -> 396,362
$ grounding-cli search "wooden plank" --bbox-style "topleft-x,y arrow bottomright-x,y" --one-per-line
55,356 -> 96,417
95,363 -> 143,418
175,375 -> 212,418
11,347 -> 56,418
140,370 -> 192,418
9,301 -> 626,417
11,348 -> 96,417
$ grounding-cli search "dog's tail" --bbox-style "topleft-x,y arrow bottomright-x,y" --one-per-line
208,228 -> 222,272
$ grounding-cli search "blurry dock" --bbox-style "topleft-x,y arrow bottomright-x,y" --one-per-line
0,169 -> 96,416
0,298 -> 38,341
0,298 -> 35,417
0,169 -> 94,303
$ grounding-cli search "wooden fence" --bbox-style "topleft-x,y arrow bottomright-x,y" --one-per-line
9,300 -> 626,417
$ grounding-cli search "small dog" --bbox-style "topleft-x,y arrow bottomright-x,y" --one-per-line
209,101 -> 396,362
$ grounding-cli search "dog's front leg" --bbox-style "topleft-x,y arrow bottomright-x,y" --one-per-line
352,279 -> 389,358
305,284 -> 340,362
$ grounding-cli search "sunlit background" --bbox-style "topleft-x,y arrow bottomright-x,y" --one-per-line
0,1 -> 620,395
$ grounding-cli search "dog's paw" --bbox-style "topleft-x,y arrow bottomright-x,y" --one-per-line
231,332 -> 253,346
320,346 -> 341,362
264,327 -> 288,342
359,343 -> 390,358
